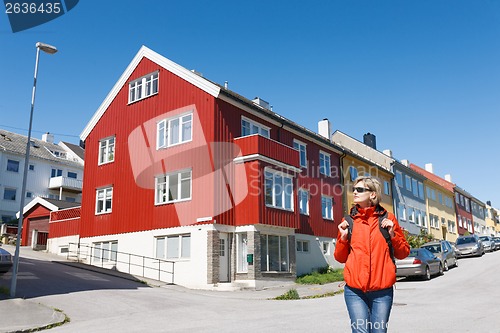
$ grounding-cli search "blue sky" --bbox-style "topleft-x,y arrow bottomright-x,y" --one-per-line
1,0 -> 499,208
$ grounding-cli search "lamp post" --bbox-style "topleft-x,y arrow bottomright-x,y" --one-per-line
10,42 -> 57,298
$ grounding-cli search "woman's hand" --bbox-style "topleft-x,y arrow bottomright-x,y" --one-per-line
338,220 -> 349,241
381,218 -> 395,238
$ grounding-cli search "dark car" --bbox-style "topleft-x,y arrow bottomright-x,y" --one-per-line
396,248 -> 443,280
455,235 -> 484,258
0,246 -> 13,274
422,240 -> 458,271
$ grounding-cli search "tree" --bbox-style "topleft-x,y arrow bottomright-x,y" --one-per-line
403,229 -> 435,248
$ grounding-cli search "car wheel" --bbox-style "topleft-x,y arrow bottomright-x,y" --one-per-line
423,266 -> 431,280
444,261 -> 449,271
439,263 -> 444,275
454,259 -> 458,267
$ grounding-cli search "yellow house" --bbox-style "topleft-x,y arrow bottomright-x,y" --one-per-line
410,164 -> 457,242
485,204 -> 499,236
331,131 -> 394,215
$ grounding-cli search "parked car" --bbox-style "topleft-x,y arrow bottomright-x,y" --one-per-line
396,248 -> 443,280
422,240 -> 458,271
0,246 -> 13,274
455,235 -> 484,258
492,237 -> 500,251
479,236 -> 495,252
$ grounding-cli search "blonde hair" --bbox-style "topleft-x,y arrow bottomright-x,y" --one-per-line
353,176 -> 382,206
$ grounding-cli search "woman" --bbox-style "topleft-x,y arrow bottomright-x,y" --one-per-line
334,176 -> 410,333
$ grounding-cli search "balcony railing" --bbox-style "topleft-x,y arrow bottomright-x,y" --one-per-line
234,134 -> 300,169
48,176 -> 83,192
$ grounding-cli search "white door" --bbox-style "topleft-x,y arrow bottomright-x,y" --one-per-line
219,233 -> 229,282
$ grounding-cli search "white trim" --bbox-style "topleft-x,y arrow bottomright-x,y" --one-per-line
233,154 -> 302,173
196,217 -> 213,223
80,46 -> 221,141
16,196 -> 59,217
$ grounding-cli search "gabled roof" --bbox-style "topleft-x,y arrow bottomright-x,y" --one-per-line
409,163 -> 455,192
0,129 -> 82,168
331,130 -> 393,173
80,45 -> 222,141
16,197 -> 81,217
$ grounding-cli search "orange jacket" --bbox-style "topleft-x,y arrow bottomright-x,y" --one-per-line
334,204 -> 410,292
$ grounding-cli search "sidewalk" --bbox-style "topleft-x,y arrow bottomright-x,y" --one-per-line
0,245 -> 344,332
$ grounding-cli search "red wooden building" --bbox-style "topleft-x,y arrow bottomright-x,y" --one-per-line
52,46 -> 346,289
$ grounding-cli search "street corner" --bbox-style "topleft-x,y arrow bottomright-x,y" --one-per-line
0,298 -> 68,333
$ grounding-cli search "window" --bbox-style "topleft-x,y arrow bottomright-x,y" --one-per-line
67,172 -> 77,179
438,192 -> 443,205
383,181 -> 390,196
99,137 -> 115,164
405,175 -> 412,191
237,233 -> 248,273
155,234 -> 191,259
51,168 -> 62,178
29,164 -> 35,171
66,197 -> 76,203
93,241 -> 117,262
408,207 -> 415,223
395,171 -> 403,187
157,113 -> 193,148
411,178 -> 418,197
298,189 -> 309,215
129,71 -> 159,103
319,151 -> 331,176
293,140 -> 307,168
397,203 -> 406,221
350,166 -> 358,181
241,117 -> 270,138
96,187 -> 113,214
416,210 -> 422,226
26,192 -> 33,198
321,195 -> 333,220
296,240 -> 309,253
7,159 -> 19,172
260,234 -> 289,272
322,242 -> 330,255
3,188 -> 16,201
465,198 -> 470,212
155,170 -> 192,204
265,169 -> 293,210
1,215 -> 14,223
418,182 -> 424,199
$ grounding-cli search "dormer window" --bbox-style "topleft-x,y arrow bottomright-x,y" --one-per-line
241,116 -> 270,138
129,71 -> 159,103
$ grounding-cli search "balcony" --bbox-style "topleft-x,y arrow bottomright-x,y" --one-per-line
48,176 -> 83,193
234,134 -> 300,170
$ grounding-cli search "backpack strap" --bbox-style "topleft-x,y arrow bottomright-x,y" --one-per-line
378,211 -> 396,265
345,215 -> 354,243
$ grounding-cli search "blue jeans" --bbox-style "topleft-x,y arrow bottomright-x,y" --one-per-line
344,285 -> 393,333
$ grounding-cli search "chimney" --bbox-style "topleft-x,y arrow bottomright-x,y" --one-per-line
401,159 -> 410,167
363,133 -> 377,149
42,132 -> 54,144
224,81 -> 228,89
487,200 -> 492,206
445,174 -> 452,182
383,149 -> 393,157
252,97 -> 270,110
318,119 -> 331,141
425,163 -> 434,174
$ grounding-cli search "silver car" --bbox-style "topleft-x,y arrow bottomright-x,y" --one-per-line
422,240 -> 458,271
479,236 -> 495,252
396,248 -> 443,280
455,235 -> 484,258
0,246 -> 13,274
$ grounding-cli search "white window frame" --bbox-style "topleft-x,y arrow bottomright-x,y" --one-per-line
264,168 -> 294,211
395,171 -> 403,187
157,112 -> 193,149
3,187 -> 16,201
6,159 -> 19,173
93,241 -> 118,262
398,203 -> 406,221
293,139 -> 307,168
260,234 -> 289,272
155,234 -> 191,260
155,169 -> 192,205
418,182 -> 425,199
296,240 -> 309,253
241,116 -> 270,138
298,188 -> 309,215
319,151 -> 331,177
321,195 -> 333,220
95,187 -> 113,214
129,71 -> 159,103
237,233 -> 248,273
98,136 -> 115,165
405,175 -> 412,191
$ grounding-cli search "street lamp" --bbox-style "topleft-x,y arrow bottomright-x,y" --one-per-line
10,42 -> 57,298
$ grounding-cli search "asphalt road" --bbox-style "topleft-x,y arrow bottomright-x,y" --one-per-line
1,246 -> 500,332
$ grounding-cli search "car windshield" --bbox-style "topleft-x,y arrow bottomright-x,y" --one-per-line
479,236 -> 489,241
423,245 -> 440,253
456,237 -> 475,245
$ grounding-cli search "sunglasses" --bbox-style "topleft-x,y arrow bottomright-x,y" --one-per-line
353,187 -> 372,193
